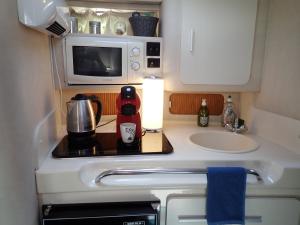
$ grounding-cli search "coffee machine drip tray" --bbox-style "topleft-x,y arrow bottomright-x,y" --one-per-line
52,133 -> 173,158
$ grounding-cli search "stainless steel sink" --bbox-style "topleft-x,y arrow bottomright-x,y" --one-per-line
189,131 -> 259,153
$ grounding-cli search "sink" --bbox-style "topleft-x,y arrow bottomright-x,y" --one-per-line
189,131 -> 259,153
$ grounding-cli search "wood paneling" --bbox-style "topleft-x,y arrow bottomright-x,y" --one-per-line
169,93 -> 224,115
85,92 -> 224,116
86,93 -> 119,115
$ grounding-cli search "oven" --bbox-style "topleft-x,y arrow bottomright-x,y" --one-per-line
42,201 -> 160,225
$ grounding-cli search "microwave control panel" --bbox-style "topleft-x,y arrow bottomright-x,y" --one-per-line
128,43 -> 144,71
128,42 -> 144,83
128,39 -> 162,84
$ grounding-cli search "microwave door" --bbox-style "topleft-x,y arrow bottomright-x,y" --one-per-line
66,42 -> 128,85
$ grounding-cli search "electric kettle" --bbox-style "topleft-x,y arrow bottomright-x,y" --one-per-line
66,94 -> 102,137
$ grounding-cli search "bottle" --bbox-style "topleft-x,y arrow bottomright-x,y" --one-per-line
222,95 -> 236,127
198,99 -> 209,127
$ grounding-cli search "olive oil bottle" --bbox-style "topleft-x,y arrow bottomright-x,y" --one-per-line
198,99 -> 209,127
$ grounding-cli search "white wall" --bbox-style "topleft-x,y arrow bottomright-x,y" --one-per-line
241,0 -> 300,121
240,0 -> 300,153
0,0 -> 56,224
254,0 -> 300,120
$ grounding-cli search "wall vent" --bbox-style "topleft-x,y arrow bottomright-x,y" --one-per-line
46,21 -> 66,36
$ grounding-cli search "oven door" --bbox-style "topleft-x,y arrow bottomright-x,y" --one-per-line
65,36 -> 128,85
42,201 -> 160,225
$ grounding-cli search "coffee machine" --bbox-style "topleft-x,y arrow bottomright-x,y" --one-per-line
116,86 -> 142,146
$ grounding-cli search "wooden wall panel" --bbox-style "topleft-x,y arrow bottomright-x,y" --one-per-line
85,93 -> 224,116
86,93 -> 119,115
169,93 -> 224,115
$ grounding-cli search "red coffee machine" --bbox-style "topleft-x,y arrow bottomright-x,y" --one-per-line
116,86 -> 142,144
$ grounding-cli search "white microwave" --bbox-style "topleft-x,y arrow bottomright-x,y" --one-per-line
64,34 -> 162,85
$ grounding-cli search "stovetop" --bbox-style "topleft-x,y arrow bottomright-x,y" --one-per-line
52,132 -> 173,158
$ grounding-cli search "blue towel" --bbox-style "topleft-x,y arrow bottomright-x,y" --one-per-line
206,167 -> 247,225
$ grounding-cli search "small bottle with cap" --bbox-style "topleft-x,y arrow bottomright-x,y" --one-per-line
222,95 -> 236,127
198,99 -> 209,127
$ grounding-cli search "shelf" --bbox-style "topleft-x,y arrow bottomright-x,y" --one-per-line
67,0 -> 162,6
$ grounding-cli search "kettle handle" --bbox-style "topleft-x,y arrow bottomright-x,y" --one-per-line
90,96 -> 102,125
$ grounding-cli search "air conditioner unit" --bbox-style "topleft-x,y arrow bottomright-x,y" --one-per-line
17,0 -> 70,37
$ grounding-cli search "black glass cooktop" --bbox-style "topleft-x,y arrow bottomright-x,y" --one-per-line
52,133 -> 173,158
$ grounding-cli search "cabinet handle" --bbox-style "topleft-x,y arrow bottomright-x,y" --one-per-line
178,215 -> 262,223
178,215 -> 206,223
189,29 -> 194,52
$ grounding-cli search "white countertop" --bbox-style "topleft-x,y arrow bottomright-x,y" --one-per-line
36,120 -> 300,194
164,121 -> 300,167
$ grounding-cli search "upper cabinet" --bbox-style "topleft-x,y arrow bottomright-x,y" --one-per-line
162,0 -> 269,92
180,0 -> 257,85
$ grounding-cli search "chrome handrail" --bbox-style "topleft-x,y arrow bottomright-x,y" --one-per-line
95,168 -> 262,184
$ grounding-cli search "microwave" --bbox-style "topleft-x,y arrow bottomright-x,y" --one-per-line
64,34 -> 162,85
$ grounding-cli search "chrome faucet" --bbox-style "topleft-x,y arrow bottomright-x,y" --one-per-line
225,117 -> 248,133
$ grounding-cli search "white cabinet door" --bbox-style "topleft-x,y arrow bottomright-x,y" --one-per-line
166,196 -> 300,225
180,0 -> 257,85
166,197 -> 207,225
246,198 -> 300,225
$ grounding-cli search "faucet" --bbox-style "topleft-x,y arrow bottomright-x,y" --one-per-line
225,117 -> 248,133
